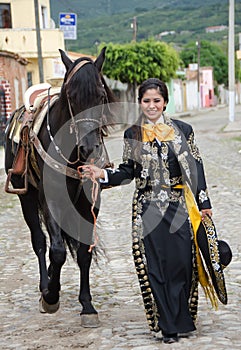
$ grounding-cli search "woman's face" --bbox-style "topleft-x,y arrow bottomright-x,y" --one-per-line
140,88 -> 167,123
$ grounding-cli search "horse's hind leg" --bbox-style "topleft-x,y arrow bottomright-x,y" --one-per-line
77,243 -> 100,327
18,185 -> 49,294
34,196 -> 67,313
20,186 -> 65,314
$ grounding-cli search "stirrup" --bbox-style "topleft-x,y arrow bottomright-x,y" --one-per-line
5,168 -> 28,195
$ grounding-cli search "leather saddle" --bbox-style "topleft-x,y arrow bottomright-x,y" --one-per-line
5,84 -> 60,194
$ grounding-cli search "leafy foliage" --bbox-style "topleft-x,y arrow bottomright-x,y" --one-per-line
102,40 -> 180,85
179,40 -> 241,87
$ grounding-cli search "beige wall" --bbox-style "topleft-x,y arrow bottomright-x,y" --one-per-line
0,29 -> 64,57
27,56 -> 61,83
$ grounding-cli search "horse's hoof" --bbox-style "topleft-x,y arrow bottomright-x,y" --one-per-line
39,297 -> 47,313
39,295 -> 60,314
80,313 -> 100,328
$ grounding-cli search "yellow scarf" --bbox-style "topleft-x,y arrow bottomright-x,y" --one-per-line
175,184 -> 218,309
142,123 -> 175,142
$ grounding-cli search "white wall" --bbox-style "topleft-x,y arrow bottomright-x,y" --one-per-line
186,80 -> 198,110
173,80 -> 183,112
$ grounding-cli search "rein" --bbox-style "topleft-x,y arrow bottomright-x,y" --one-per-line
78,164 -> 99,253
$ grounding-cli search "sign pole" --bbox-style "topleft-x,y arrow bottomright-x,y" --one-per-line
228,0 -> 235,122
34,0 -> 44,83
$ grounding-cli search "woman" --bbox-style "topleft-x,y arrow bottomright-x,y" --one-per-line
82,78 -> 213,344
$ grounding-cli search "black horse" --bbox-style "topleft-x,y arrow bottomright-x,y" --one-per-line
4,47 -> 116,327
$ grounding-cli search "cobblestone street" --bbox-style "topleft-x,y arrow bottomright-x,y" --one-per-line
0,105 -> 241,349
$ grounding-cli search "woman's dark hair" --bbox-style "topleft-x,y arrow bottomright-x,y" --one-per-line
138,78 -> 169,111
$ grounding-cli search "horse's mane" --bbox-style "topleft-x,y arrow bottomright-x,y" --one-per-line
60,56 -> 118,131
100,73 -> 119,131
100,73 -> 117,105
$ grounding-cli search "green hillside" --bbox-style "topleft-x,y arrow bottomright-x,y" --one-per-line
49,0 -> 241,54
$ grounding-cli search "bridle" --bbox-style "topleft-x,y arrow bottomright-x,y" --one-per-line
46,59 -> 106,165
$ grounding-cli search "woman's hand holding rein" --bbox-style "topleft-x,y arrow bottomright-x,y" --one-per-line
80,165 -> 105,179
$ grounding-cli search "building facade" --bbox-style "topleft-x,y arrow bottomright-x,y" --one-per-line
0,0 -> 65,85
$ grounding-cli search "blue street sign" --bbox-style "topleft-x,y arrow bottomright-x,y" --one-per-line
59,13 -> 77,40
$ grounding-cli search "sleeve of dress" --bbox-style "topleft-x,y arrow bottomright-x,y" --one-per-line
187,129 -> 212,210
104,130 -> 135,186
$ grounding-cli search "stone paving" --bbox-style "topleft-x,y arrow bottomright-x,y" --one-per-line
0,105 -> 241,349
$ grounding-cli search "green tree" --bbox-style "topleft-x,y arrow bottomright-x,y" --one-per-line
180,40 -> 230,86
101,40 -> 180,101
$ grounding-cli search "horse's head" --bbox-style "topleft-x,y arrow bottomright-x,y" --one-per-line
59,47 -> 115,165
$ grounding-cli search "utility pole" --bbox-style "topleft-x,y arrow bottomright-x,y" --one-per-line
228,0 -> 235,122
131,16 -> 137,42
130,17 -> 137,110
238,33 -> 241,104
196,39 -> 201,109
34,0 -> 44,83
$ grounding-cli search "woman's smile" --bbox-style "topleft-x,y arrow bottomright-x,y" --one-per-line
140,88 -> 167,123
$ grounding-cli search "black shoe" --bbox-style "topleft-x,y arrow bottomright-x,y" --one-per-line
163,333 -> 179,344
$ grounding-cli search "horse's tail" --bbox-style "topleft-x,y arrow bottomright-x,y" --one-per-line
61,222 -> 108,266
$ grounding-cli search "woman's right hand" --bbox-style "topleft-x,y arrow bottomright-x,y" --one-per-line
80,164 -> 105,179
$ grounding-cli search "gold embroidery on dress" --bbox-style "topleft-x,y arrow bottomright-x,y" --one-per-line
123,138 -> 132,164
187,132 -> 202,162
161,143 -> 170,186
178,151 -> 191,179
165,116 -> 193,185
169,189 -> 182,202
170,176 -> 182,186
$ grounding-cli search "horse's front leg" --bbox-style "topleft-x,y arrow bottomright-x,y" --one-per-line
77,243 -> 100,327
40,201 -> 66,314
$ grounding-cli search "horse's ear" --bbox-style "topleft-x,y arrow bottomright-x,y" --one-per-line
59,49 -> 73,71
94,47 -> 106,72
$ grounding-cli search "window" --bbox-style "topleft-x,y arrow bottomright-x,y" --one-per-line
0,4 -> 12,28
27,72 -> 33,88
41,6 -> 48,28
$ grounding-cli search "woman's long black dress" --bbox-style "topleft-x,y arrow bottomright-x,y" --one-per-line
104,115 -> 212,334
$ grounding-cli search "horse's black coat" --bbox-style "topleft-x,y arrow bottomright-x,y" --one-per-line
4,48 -> 116,319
